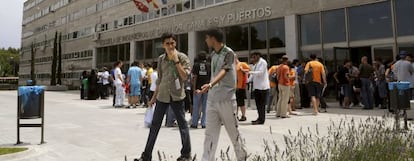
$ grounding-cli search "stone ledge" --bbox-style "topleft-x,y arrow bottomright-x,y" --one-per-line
44,85 -> 68,91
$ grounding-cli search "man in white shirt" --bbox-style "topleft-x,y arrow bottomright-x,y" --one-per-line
114,61 -> 125,107
248,52 -> 270,125
101,67 -> 110,99
149,62 -> 158,100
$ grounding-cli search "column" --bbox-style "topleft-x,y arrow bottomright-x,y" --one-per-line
187,31 -> 198,66
92,47 -> 97,69
285,15 -> 299,59
129,41 -> 136,66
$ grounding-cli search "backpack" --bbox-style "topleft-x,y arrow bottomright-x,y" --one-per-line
305,63 -> 313,83
271,72 -> 278,84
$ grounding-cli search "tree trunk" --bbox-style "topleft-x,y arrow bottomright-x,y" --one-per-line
57,32 -> 62,85
51,31 -> 58,85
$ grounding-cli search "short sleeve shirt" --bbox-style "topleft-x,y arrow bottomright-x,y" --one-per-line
277,64 -> 290,86
268,65 -> 279,88
156,52 -> 190,103
114,67 -> 123,84
305,61 -> 325,84
127,66 -> 142,85
208,46 -> 236,102
237,62 -> 250,89
192,60 -> 211,90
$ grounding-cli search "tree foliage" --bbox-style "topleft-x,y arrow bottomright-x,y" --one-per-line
0,47 -> 20,77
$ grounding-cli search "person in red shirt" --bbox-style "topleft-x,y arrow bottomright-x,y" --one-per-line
276,55 -> 291,118
235,55 -> 250,121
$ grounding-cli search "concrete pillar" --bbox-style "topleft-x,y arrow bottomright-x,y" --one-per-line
129,41 -> 136,66
188,31 -> 197,66
285,15 -> 299,59
92,47 -> 97,69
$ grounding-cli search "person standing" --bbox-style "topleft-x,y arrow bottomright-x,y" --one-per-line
191,51 -> 211,128
199,28 -> 247,161
80,71 -> 88,99
248,52 -> 270,125
394,51 -> 414,98
276,56 -> 291,118
304,54 -> 327,115
114,61 -> 125,107
236,55 -> 250,121
334,60 -> 352,109
373,58 -> 387,109
87,69 -> 98,100
292,59 -> 301,109
148,62 -> 158,101
127,61 -> 143,109
101,67 -> 110,99
359,56 -> 375,110
267,61 -> 279,113
136,33 -> 192,161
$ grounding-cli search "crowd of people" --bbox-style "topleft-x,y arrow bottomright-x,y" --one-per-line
77,29 -> 414,161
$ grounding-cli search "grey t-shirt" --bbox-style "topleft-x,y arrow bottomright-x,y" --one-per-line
394,60 -> 414,82
208,46 -> 236,102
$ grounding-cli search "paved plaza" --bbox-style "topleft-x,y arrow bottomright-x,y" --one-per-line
0,90 -> 390,161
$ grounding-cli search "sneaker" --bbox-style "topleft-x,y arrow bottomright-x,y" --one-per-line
190,125 -> 198,129
238,116 -> 247,122
177,155 -> 191,161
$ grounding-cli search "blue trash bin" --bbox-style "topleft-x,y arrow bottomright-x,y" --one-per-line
18,86 -> 44,119
388,82 -> 411,110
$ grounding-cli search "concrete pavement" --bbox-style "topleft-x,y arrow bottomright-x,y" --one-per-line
0,90 -> 391,161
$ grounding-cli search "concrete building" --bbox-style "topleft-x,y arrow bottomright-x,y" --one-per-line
20,0 -> 414,88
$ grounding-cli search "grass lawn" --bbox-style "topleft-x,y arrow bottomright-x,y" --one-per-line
0,147 -> 28,155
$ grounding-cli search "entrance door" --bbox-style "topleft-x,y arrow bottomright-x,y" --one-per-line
333,47 -> 351,71
372,45 -> 394,63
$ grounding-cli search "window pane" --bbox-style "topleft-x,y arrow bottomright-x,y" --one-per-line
349,1 -> 392,41
103,47 -> 109,62
144,40 -> 153,59
300,13 -> 321,45
268,18 -> 285,48
179,34 -> 188,54
225,25 -> 248,51
205,0 -> 213,6
119,44 -> 125,61
250,21 -> 267,50
195,0 -> 204,8
136,41 -> 144,59
396,0 -> 414,36
154,39 -> 164,58
109,45 -> 118,61
125,43 -> 130,61
322,9 -> 346,43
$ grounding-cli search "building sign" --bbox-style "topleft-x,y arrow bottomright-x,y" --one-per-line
99,6 -> 272,46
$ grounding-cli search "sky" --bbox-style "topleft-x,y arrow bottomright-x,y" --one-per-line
0,0 -> 25,49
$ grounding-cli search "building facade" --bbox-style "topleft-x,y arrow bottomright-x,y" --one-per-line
20,0 -> 414,87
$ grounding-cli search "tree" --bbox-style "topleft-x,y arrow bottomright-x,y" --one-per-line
51,31 -> 58,85
57,32 -> 62,85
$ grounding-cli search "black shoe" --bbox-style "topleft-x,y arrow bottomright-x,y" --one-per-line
202,126 -> 206,129
252,120 -> 264,125
135,153 -> 151,161
177,155 -> 191,161
190,125 -> 198,129
238,116 -> 247,122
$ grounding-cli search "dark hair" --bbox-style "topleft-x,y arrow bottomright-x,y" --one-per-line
145,63 -> 152,68
206,28 -> 224,43
131,61 -> 139,67
251,52 -> 262,57
344,59 -> 352,65
152,62 -> 158,70
198,51 -> 208,61
292,59 -> 299,65
114,60 -> 123,67
310,54 -> 317,60
161,32 -> 177,43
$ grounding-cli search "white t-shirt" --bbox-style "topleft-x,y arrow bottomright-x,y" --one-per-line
114,67 -> 123,84
102,71 -> 110,85
150,71 -> 158,91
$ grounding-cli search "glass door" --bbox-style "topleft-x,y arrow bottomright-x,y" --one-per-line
371,45 -> 394,64
333,47 -> 351,71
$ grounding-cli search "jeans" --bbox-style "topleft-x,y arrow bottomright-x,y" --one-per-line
143,100 -> 191,159
360,78 -> 374,108
166,106 -> 176,126
267,87 -> 278,112
192,93 -> 208,127
254,89 -> 269,122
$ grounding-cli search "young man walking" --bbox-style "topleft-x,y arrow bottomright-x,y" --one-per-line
200,28 -> 247,161
135,33 -> 192,161
191,51 -> 211,129
304,54 -> 327,115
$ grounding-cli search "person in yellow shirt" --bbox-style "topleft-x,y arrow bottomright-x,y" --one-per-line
304,54 -> 327,115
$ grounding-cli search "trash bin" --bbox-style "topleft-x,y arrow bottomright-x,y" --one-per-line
18,86 -> 44,119
388,82 -> 411,111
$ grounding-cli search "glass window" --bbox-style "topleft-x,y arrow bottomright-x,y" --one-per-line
195,0 -> 204,8
322,9 -> 346,43
154,38 -> 164,58
109,45 -> 118,61
144,40 -> 153,59
300,13 -> 320,45
269,53 -> 285,65
268,18 -> 285,48
136,41 -> 144,59
119,44 -> 125,61
225,25 -> 248,51
396,0 -> 414,36
125,43 -> 130,61
250,21 -> 267,50
348,1 -> 392,41
103,47 -> 110,63
179,34 -> 188,54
